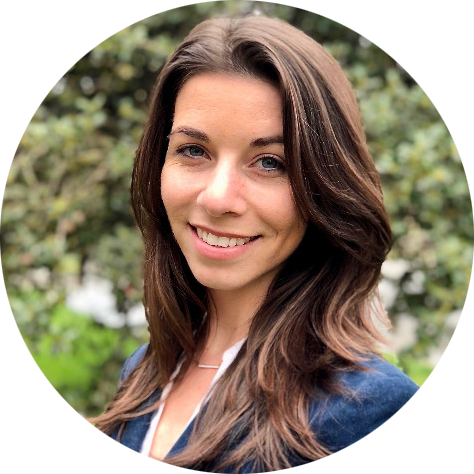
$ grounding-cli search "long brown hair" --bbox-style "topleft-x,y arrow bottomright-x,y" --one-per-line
95,15 -> 392,472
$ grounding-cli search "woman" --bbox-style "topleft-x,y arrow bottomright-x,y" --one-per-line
94,15 -> 418,472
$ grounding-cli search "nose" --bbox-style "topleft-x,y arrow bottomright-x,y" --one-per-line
196,161 -> 247,217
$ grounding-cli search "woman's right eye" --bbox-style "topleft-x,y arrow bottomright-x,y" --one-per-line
177,145 -> 206,158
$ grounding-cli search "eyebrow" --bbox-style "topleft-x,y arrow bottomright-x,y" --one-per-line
168,127 -> 209,142
168,126 -> 284,148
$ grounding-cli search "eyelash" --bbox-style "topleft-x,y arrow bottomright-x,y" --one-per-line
175,145 -> 286,174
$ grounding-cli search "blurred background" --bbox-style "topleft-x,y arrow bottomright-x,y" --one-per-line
1,1 -> 472,417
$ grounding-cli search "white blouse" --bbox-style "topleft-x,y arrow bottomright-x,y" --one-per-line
140,338 -> 246,455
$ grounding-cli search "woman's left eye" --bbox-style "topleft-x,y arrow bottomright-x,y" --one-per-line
255,156 -> 285,172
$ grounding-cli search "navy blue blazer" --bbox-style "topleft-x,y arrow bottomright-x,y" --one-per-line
111,344 -> 418,472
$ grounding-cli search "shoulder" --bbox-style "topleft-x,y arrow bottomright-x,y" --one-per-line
119,344 -> 149,384
309,355 -> 418,452
336,355 -> 419,403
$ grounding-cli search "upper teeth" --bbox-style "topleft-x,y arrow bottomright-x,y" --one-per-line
196,228 -> 252,248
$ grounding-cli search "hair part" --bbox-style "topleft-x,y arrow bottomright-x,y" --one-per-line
94,15 -> 392,472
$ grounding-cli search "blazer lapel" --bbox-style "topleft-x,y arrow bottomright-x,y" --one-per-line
114,390 -> 161,453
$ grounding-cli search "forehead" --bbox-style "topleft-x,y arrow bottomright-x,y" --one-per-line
172,73 -> 283,138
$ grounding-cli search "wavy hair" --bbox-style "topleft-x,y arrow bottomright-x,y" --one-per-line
94,15 -> 392,472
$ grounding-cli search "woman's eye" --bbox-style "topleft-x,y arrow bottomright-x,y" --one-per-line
256,156 -> 285,172
177,145 -> 206,158
188,146 -> 204,157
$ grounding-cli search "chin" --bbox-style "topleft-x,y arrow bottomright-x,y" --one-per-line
194,275 -> 243,292
189,267 -> 240,291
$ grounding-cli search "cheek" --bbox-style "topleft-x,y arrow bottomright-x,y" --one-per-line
279,215 -> 306,245
160,164 -> 188,214
274,204 -> 306,253
267,190 -> 304,237
160,167 -> 173,211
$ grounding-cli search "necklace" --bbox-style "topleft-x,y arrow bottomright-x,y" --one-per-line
197,363 -> 220,369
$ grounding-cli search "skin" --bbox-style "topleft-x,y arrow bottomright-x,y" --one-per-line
151,73 -> 306,459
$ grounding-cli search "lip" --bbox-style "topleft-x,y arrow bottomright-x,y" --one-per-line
190,224 -> 258,240
189,224 -> 260,260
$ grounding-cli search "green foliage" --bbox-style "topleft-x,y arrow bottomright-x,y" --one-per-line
382,352 -> 403,370
31,303 -> 120,408
1,1 -> 472,415
9,291 -> 146,413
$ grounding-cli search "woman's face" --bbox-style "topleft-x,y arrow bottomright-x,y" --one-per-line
161,73 -> 306,294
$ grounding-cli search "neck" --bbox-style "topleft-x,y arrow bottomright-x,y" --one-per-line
202,280 -> 270,357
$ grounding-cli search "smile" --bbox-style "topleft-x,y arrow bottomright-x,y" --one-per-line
195,227 -> 259,248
